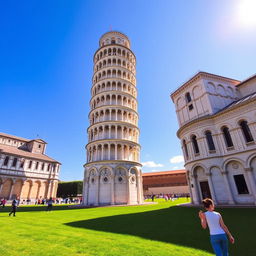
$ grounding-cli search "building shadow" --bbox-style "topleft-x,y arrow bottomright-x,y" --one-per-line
65,206 -> 213,253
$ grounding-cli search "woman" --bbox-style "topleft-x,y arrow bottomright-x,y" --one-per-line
198,198 -> 235,256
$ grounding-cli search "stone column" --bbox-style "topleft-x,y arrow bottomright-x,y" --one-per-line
8,180 -> 15,200
96,147 -> 98,161
121,145 -> 124,159
191,174 -> 200,204
127,146 -> 130,161
127,175 -> 131,205
27,182 -> 33,200
85,177 -> 89,205
115,144 -> 117,160
19,180 -> 25,199
36,184 -> 41,199
206,173 -> 217,202
221,171 -> 235,204
95,176 -> 99,206
49,181 -> 54,198
108,143 -> 111,159
111,175 -> 115,205
137,175 -> 142,204
245,167 -> 256,205
186,171 -> 194,204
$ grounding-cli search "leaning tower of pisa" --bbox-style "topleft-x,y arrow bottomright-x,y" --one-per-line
83,31 -> 143,206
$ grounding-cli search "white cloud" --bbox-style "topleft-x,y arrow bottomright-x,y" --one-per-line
169,155 -> 184,164
141,161 -> 164,168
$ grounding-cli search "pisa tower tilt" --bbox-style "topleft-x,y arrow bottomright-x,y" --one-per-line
83,31 -> 143,206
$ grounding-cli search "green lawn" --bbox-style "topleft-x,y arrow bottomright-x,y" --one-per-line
0,199 -> 255,256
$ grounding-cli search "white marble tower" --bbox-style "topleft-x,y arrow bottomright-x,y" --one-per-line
83,31 -> 143,206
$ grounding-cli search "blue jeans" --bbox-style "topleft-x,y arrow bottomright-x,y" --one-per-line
210,234 -> 228,256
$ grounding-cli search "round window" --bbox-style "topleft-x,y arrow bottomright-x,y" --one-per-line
91,178 -> 95,183
118,177 -> 123,182
103,177 -> 108,183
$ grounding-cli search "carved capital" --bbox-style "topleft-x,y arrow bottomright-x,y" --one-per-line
244,167 -> 253,172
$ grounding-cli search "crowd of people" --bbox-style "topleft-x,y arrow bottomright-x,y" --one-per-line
144,193 -> 190,202
0,196 -> 83,217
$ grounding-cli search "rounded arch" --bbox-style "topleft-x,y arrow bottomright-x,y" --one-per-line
99,165 -> 113,176
114,165 -> 128,176
222,158 -> 245,171
191,163 -> 208,176
86,167 -> 98,178
246,153 -> 256,168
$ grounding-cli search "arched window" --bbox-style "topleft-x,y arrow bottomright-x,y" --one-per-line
222,126 -> 234,148
182,139 -> 189,159
205,131 -> 216,151
191,135 -> 200,154
185,92 -> 192,103
239,120 -> 254,143
3,156 -> 9,166
185,92 -> 193,110
12,157 -> 17,167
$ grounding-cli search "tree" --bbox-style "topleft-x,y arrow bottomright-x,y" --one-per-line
57,180 -> 83,198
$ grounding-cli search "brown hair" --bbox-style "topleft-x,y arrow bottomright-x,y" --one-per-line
202,198 -> 213,209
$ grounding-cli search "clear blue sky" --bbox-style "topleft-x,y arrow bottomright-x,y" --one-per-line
1,0 -> 256,181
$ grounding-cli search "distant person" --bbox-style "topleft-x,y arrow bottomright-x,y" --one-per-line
46,197 -> 53,211
198,198 -> 234,256
1,198 -> 7,208
9,199 -> 18,217
151,194 -> 155,202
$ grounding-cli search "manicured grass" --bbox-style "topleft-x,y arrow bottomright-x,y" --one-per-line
0,199 -> 255,256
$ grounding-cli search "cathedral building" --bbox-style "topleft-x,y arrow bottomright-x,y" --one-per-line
0,132 -> 60,201
171,72 -> 256,205
82,31 -> 143,206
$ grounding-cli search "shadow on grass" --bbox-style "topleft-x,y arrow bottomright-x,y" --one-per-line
65,206 -> 213,253
0,205 -> 78,212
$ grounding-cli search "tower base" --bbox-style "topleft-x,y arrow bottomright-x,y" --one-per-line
82,161 -> 143,206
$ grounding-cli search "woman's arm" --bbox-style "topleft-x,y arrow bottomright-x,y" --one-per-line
219,215 -> 235,244
198,211 -> 207,229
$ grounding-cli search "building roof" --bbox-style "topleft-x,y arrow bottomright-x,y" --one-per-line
216,91 -> 256,114
236,73 -> 256,87
0,132 -> 46,144
0,132 -> 30,142
99,31 -> 130,43
0,144 -> 60,163
170,71 -> 240,100
142,170 -> 186,177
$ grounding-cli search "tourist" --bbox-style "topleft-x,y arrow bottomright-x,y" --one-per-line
9,198 -> 18,217
198,198 -> 234,256
1,198 -> 7,208
46,197 -> 53,211
151,194 -> 155,202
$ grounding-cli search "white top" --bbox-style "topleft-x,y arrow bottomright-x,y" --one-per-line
205,211 -> 225,235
